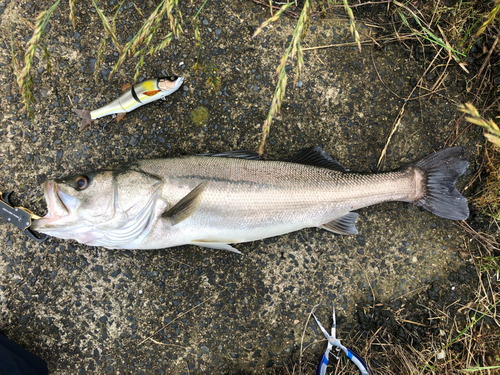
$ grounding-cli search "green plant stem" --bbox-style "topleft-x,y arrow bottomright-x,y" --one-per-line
438,298 -> 500,354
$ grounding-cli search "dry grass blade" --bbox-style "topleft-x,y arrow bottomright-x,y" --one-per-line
342,0 -> 362,52
462,365 -> 500,372
42,43 -> 51,75
259,69 -> 287,156
458,103 -> 500,222
299,302 -> 320,375
377,48 -> 442,167
253,3 -> 293,38
137,294 -> 218,346
459,103 -> 500,148
151,31 -> 174,55
69,0 -> 76,29
10,38 -> 22,79
93,38 -> 107,82
166,0 -> 183,39
109,0 -> 165,79
16,0 -> 61,119
92,0 -> 122,54
110,0 -> 183,80
474,0 -> 500,38
257,0 -> 312,156
91,0 -> 124,82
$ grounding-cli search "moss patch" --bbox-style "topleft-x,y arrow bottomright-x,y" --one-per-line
190,106 -> 209,127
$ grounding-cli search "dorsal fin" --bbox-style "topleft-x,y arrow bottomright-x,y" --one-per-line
198,151 -> 260,160
288,146 -> 346,172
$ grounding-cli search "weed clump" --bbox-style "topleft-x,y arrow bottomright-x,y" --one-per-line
460,103 -> 500,223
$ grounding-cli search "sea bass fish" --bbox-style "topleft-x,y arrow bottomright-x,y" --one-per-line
31,147 -> 469,253
73,76 -> 184,130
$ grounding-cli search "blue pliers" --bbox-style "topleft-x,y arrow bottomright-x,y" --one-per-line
312,306 -> 373,375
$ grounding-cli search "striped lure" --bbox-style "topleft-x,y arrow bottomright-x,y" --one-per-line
73,76 -> 184,130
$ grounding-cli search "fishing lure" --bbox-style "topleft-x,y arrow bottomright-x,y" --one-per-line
73,76 -> 184,130
312,306 -> 373,375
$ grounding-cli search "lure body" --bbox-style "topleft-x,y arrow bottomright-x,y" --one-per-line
73,76 -> 183,129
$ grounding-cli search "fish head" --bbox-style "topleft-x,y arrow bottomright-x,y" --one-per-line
32,166 -> 164,247
158,76 -> 184,95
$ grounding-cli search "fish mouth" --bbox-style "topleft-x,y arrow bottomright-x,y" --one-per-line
174,76 -> 184,90
31,181 -> 77,229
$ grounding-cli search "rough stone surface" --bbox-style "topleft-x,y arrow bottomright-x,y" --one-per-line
0,0 -> 491,374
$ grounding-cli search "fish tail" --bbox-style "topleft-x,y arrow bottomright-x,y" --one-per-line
412,147 -> 469,220
72,109 -> 92,130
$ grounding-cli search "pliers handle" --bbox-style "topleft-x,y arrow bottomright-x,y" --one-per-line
312,306 -> 372,375
1,192 -> 48,242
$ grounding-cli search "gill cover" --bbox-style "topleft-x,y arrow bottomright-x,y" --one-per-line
32,166 -> 167,248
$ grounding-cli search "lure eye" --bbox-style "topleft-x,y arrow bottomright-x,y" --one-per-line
169,76 -> 177,81
75,176 -> 89,190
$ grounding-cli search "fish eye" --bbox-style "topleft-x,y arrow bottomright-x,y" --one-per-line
75,175 -> 89,190
169,76 -> 177,81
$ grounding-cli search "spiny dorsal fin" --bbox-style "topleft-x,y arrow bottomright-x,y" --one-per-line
163,181 -> 207,225
198,151 -> 260,160
288,146 -> 346,172
320,212 -> 359,235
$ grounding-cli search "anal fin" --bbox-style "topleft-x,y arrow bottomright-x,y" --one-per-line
191,241 -> 241,254
320,212 -> 359,235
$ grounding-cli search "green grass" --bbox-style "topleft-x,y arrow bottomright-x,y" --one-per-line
478,256 -> 500,274
462,365 -> 500,373
396,8 -> 466,59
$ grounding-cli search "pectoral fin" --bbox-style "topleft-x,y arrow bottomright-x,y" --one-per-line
143,90 -> 161,96
320,212 -> 359,235
162,182 -> 207,225
116,112 -> 126,122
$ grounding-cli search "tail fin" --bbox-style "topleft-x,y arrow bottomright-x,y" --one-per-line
413,147 -> 469,220
72,109 -> 92,130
